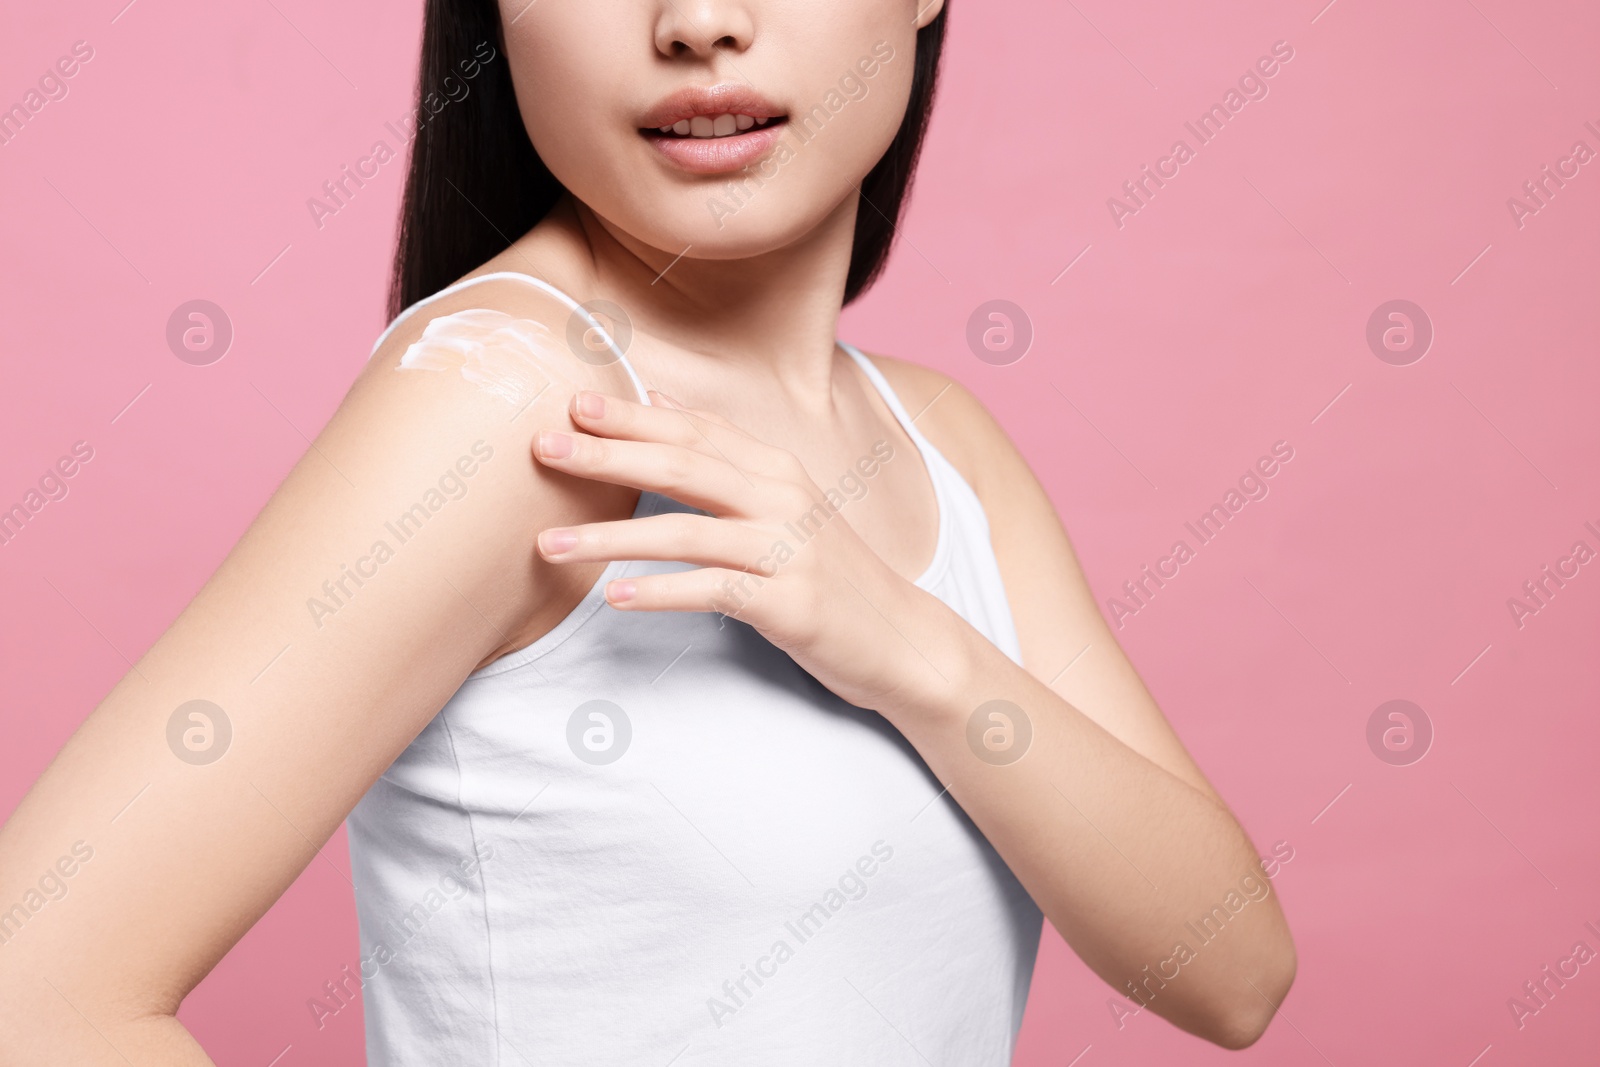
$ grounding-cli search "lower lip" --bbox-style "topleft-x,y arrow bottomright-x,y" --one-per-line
642,123 -> 788,175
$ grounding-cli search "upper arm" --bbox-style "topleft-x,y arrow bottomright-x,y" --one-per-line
0,278 -> 633,1047
869,354 -> 1223,804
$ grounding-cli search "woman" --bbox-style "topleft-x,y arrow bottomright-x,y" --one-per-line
0,0 -> 1295,1062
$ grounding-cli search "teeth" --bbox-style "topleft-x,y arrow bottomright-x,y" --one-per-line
656,114 -> 772,138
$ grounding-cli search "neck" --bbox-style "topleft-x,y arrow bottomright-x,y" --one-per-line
523,193 -> 860,405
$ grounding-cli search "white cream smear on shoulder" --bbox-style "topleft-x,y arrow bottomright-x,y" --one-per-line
397,308 -> 560,405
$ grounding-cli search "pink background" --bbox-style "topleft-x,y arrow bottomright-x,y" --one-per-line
3,0 -> 1597,1063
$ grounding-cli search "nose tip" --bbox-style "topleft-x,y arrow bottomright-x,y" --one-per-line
655,2 -> 754,59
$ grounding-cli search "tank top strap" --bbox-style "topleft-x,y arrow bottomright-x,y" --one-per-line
837,340 -> 940,458
370,270 -> 652,406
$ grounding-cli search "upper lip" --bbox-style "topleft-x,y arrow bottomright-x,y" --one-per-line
638,84 -> 785,129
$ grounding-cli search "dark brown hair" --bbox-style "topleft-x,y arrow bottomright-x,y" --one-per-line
388,1 -> 948,320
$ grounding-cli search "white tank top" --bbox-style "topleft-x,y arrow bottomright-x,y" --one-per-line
346,273 -> 1043,1065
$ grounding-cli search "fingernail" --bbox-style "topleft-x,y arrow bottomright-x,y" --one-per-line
540,528 -> 578,555
607,580 -> 636,604
537,430 -> 574,459
575,391 -> 606,419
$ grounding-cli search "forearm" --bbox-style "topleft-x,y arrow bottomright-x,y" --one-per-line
874,586 -> 1296,1047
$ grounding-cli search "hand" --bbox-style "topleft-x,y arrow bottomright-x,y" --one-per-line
531,388 -> 948,712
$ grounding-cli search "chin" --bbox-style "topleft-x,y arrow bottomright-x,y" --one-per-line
633,191 -> 852,261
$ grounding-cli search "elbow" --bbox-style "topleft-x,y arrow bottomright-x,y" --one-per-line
0,962 -> 178,1065
1207,943 -> 1298,1050
1209,1005 -> 1275,1051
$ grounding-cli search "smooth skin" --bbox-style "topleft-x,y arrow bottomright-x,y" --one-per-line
0,0 -> 1294,1060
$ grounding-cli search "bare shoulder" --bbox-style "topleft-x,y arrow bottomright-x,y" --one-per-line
342,268 -> 652,528
344,267 -> 648,661
306,270 -> 625,578
362,269 -> 640,407
854,350 -> 1028,501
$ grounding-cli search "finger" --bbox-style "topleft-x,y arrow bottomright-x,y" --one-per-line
572,389 -> 791,478
534,428 -> 784,516
647,388 -> 683,409
537,512 -> 776,573
604,565 -> 779,616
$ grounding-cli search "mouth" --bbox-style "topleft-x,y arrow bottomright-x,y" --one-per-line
646,112 -> 784,138
639,84 -> 790,175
